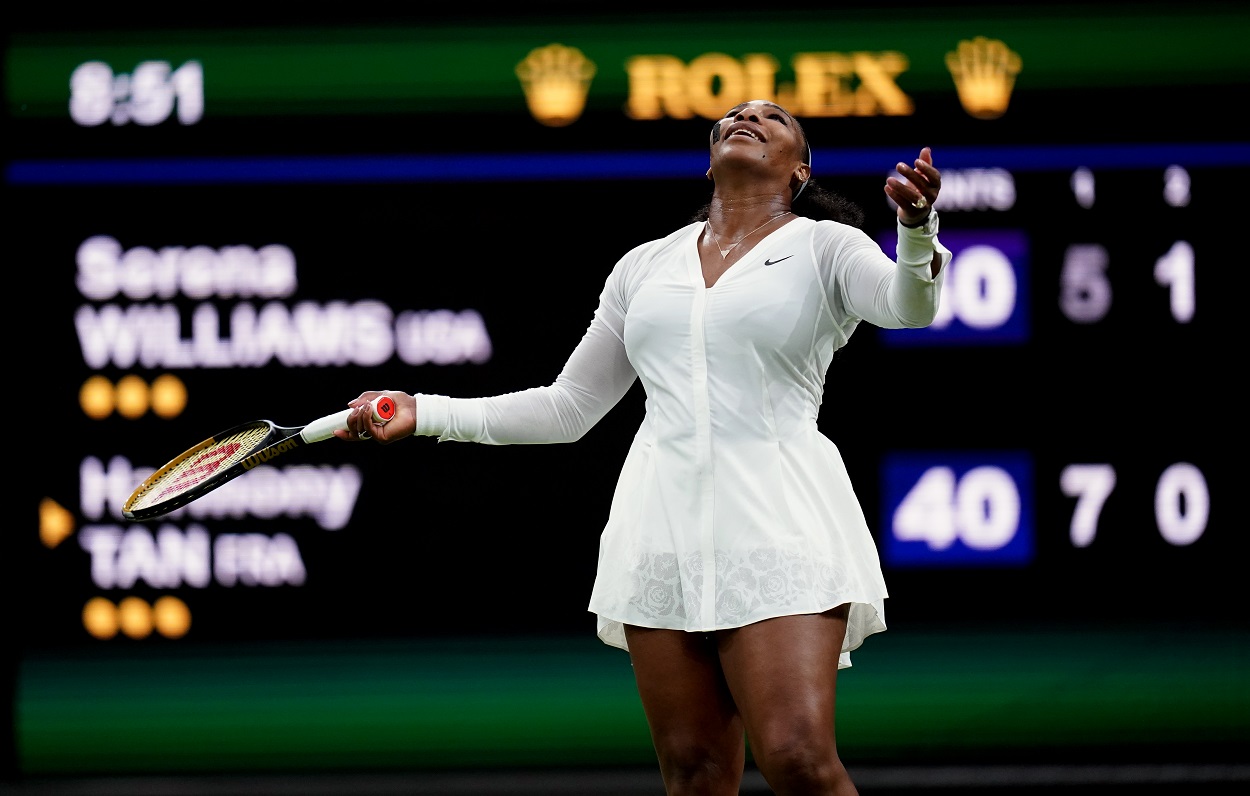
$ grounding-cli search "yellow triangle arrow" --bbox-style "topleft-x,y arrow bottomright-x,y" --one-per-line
39,498 -> 75,548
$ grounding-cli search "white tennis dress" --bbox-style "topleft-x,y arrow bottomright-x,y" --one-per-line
415,213 -> 949,667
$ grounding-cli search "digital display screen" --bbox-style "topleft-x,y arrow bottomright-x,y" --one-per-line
15,159 -> 1232,642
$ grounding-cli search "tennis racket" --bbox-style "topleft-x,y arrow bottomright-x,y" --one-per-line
122,396 -> 396,522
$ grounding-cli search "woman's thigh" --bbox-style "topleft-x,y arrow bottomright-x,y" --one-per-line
624,625 -> 745,759
714,606 -> 850,748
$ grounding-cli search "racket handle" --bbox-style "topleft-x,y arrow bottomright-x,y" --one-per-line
302,396 -> 395,443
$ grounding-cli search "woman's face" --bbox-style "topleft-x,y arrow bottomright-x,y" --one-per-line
708,100 -> 809,177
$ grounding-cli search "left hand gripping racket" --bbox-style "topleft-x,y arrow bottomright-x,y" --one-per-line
122,396 -> 396,522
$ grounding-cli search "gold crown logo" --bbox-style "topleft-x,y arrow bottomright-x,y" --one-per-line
515,43 -> 597,127
945,37 -> 1022,120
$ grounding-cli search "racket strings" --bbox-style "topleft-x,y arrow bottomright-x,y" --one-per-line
126,424 -> 271,512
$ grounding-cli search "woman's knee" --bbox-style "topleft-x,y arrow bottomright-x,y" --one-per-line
652,732 -> 744,792
749,724 -> 847,791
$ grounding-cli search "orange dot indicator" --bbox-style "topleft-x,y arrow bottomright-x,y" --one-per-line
115,375 -> 149,419
80,375 -> 115,419
83,597 -> 119,640
118,596 -> 153,639
153,596 -> 191,639
150,374 -> 188,418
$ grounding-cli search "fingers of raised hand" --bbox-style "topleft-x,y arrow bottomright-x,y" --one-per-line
904,157 -> 940,205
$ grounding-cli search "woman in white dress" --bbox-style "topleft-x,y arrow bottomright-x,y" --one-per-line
339,99 -> 948,796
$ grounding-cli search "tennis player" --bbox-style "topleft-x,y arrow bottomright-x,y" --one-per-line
338,99 -> 948,796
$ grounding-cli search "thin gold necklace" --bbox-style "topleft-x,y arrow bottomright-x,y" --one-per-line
705,212 -> 792,259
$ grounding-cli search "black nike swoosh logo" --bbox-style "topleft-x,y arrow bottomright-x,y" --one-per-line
764,255 -> 794,266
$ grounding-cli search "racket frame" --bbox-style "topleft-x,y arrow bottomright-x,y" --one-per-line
122,420 -> 307,522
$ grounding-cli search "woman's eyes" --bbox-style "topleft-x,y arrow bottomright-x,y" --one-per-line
723,110 -> 789,125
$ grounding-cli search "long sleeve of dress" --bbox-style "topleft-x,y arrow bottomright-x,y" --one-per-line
824,213 -> 951,330
413,302 -> 638,445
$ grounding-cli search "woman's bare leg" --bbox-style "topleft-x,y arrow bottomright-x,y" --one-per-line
624,625 -> 745,796
715,606 -> 858,796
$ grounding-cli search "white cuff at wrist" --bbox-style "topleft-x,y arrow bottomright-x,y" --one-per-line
413,393 -> 450,437
899,209 -> 939,235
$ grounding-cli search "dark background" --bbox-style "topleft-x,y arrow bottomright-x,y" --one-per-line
5,2 -> 1247,793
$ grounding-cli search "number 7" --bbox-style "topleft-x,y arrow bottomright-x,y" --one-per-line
1059,464 -> 1116,547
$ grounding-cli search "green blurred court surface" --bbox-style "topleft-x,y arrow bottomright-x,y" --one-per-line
14,620 -> 1248,779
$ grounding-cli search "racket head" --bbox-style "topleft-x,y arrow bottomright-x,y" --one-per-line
122,419 -> 280,521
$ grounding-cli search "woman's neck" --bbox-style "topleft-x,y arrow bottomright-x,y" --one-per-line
707,195 -> 793,238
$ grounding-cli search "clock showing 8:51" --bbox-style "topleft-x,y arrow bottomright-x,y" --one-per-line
69,60 -> 203,127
